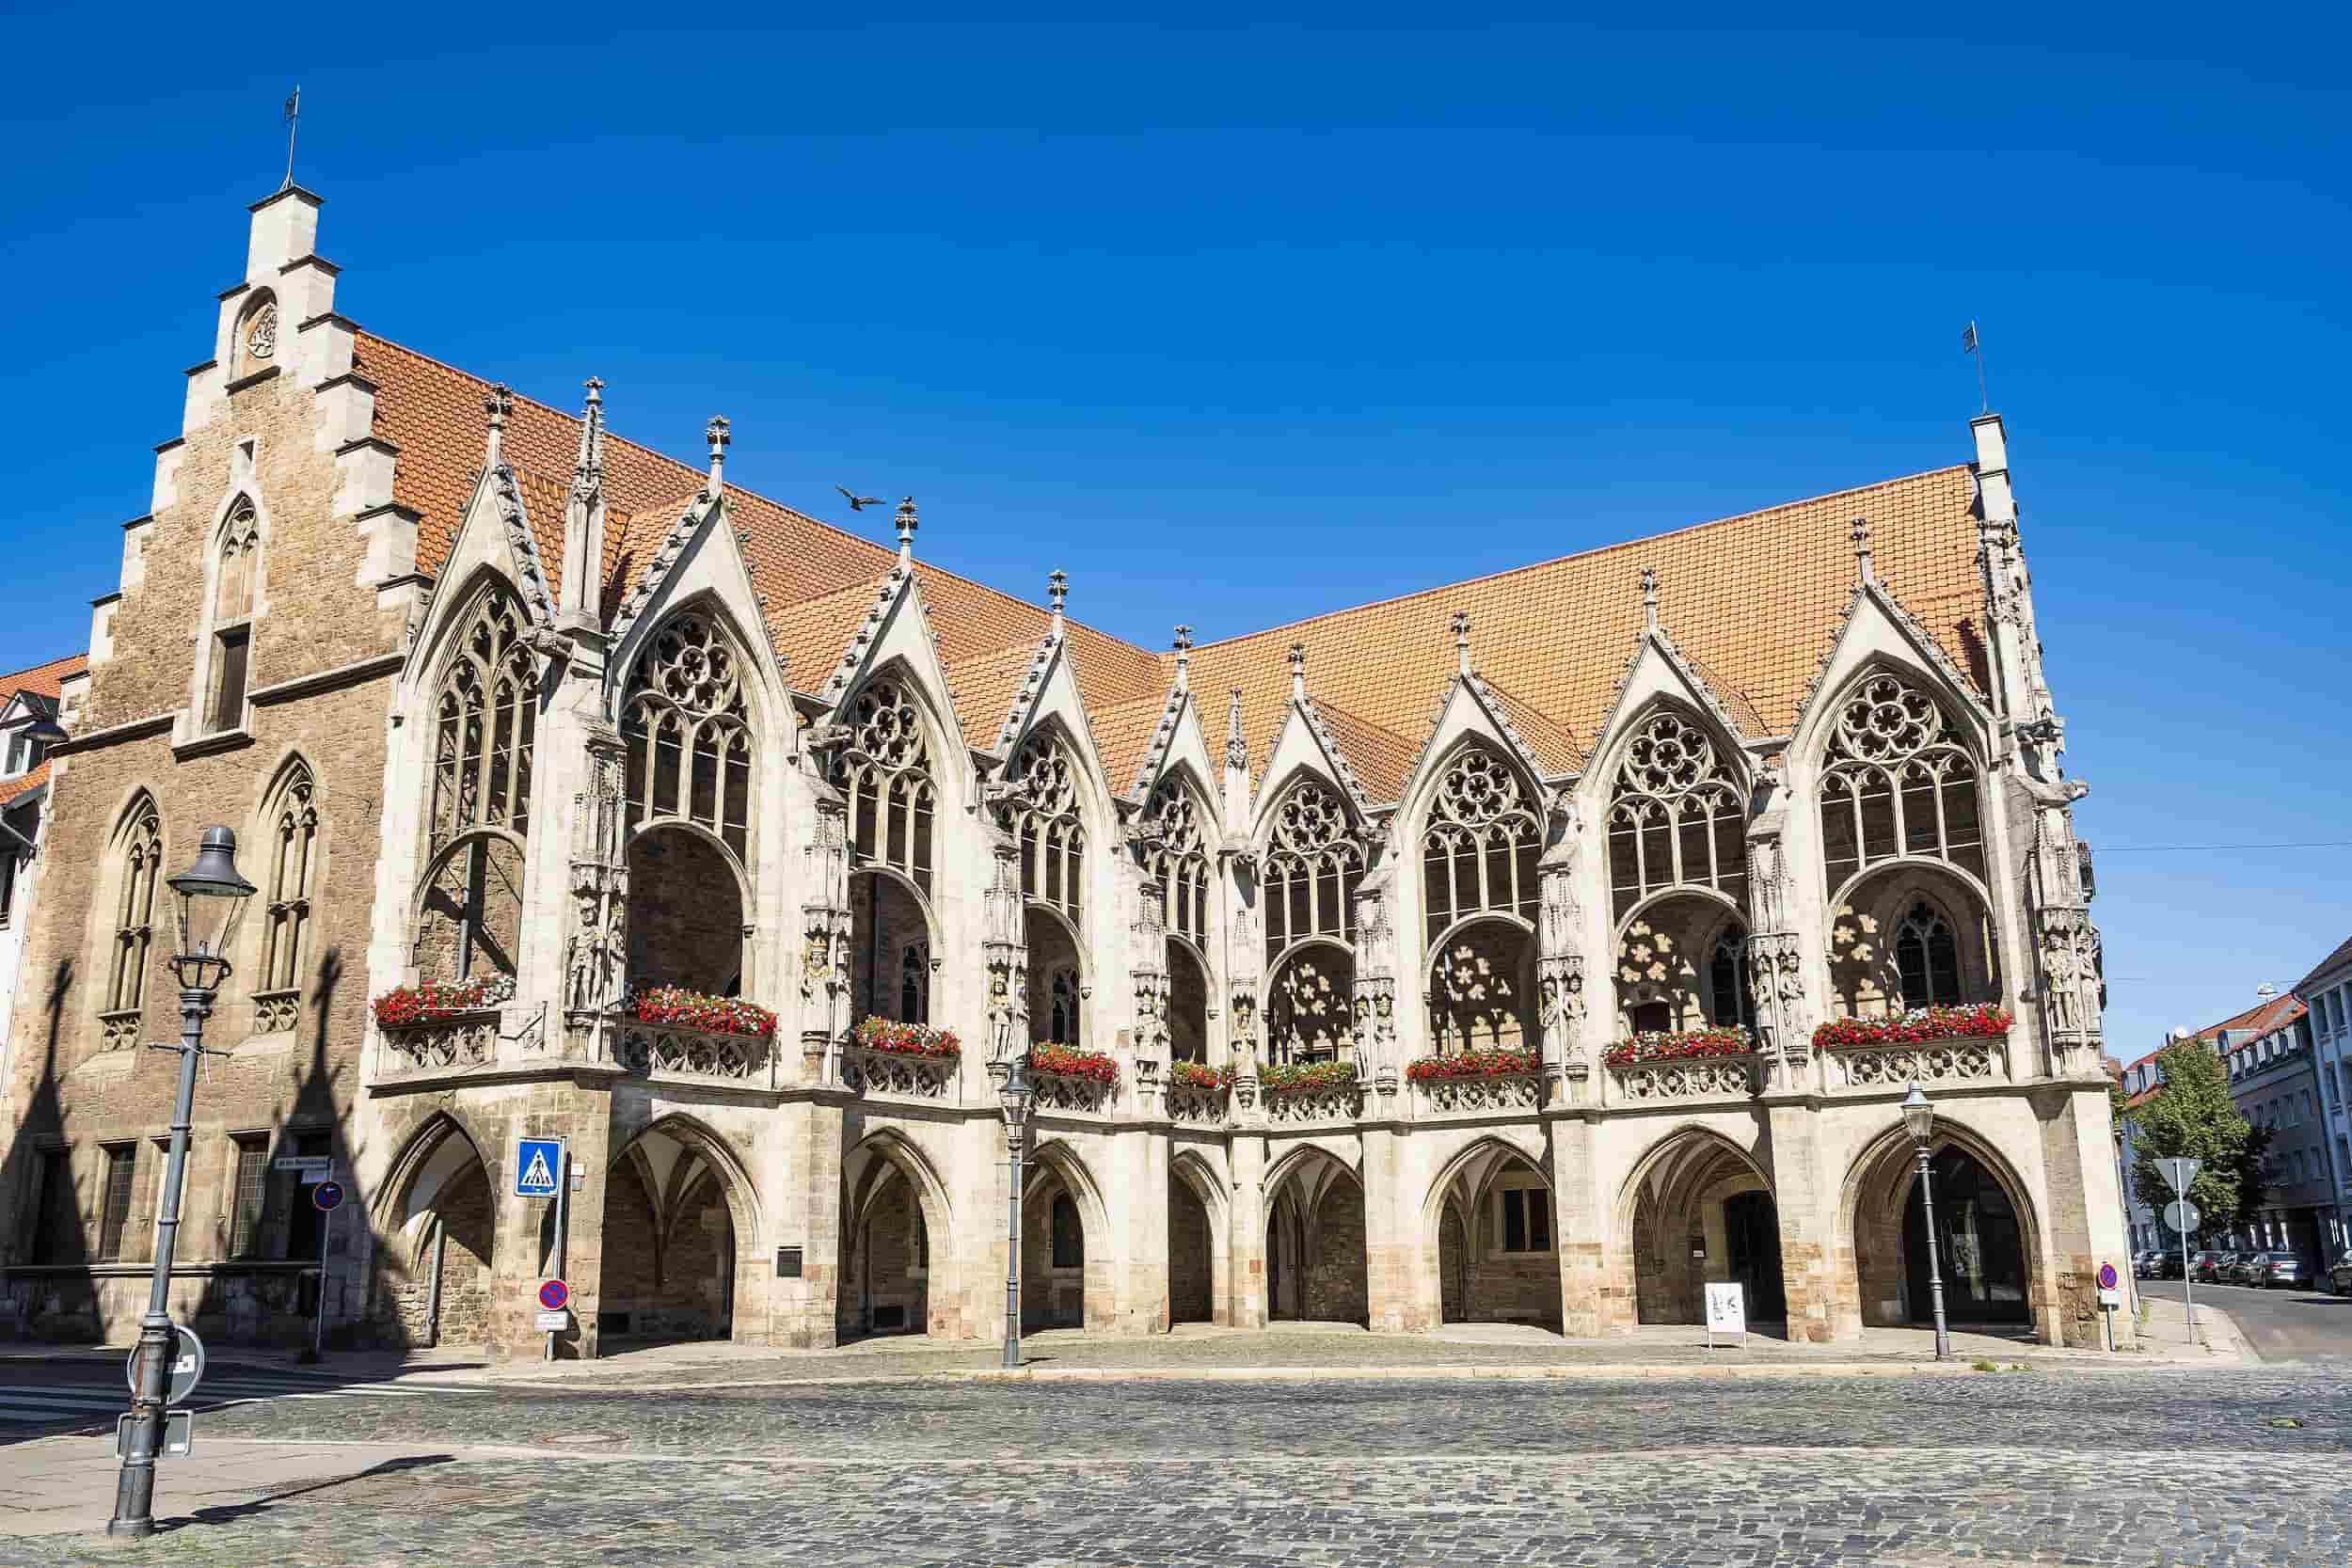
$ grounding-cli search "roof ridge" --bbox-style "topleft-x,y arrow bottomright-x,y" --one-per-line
1179,464 -> 1976,657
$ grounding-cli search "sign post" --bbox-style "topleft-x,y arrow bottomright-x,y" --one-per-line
2095,1262 -> 2122,1351
1703,1282 -> 1746,1350
308,1179 -> 343,1362
515,1137 -> 567,1360
2157,1158 -> 2204,1344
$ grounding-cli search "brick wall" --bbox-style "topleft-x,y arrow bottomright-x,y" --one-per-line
1302,1182 -> 1369,1323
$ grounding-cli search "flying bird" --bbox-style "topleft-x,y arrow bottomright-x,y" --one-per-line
836,485 -> 883,511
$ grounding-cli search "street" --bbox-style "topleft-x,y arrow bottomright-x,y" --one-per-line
2138,1278 -> 2352,1361
0,1349 -> 2344,1565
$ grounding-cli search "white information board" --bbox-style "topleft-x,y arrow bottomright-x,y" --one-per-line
1704,1282 -> 1746,1348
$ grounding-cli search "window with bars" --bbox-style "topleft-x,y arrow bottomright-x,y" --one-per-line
97,1145 -> 137,1262
837,678 -> 934,895
622,612 -> 754,866
229,1139 -> 269,1259
1421,746 -> 1541,946
1818,672 -> 1984,895
1606,708 -> 1747,921
106,798 -> 164,1020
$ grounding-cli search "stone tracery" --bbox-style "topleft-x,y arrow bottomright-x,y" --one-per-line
1818,670 -> 1985,894
1606,707 -> 1747,921
623,611 -> 755,866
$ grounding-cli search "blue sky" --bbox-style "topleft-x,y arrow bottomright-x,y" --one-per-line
5,8 -> 2347,1055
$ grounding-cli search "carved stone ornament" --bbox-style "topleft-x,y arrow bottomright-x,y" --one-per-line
245,302 -> 277,362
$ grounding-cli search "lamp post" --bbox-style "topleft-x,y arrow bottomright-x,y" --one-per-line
1900,1082 -> 1952,1363
993,1057 -> 1034,1370
108,827 -> 254,1539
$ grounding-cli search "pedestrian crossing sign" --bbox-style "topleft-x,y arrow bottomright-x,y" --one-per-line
516,1138 -> 562,1198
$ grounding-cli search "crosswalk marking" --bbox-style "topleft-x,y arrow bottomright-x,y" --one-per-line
0,1371 -> 492,1428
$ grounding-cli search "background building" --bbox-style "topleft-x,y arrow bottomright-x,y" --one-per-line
0,655 -> 87,1118
2217,989 -> 2327,1265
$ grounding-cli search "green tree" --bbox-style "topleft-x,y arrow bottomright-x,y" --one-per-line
2128,1041 -> 2268,1236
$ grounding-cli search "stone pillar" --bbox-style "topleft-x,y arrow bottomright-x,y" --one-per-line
979,824 -> 1027,1069
1549,1112 -> 1621,1336
1759,1098 -> 1839,1343
562,724 -> 628,1061
1227,1119 -> 1268,1329
1535,851 -> 1586,1104
483,1085 -> 614,1362
768,1094 -> 845,1347
797,792 -> 851,1085
2040,1083 -> 2138,1350
1120,1115 -> 1170,1335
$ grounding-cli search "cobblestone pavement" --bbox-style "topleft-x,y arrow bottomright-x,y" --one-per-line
5,1367 -> 2344,1566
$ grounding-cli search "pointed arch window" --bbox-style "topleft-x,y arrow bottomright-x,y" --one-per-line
1421,745 -> 1541,946
1008,731 -> 1087,922
1140,775 -> 1211,945
622,611 -> 755,865
1262,778 -> 1363,962
1894,900 -> 1963,1007
1707,930 -> 1753,1029
838,677 -> 934,895
1818,672 -> 1984,894
206,499 -> 261,734
236,293 -> 277,375
1047,965 -> 1081,1045
107,800 -> 164,1017
427,588 -> 538,853
259,764 -> 319,998
1606,708 -> 1747,921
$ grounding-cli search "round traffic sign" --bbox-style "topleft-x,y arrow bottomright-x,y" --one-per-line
125,1324 -> 205,1405
538,1277 -> 570,1311
2164,1198 -> 2201,1235
311,1179 -> 344,1212
2096,1262 -> 2119,1291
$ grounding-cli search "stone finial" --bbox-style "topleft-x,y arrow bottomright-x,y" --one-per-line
583,375 -> 603,408
706,416 -> 731,483
483,383 -> 513,463
572,378 -> 606,491
896,497 -> 918,564
1639,566 -> 1659,634
1225,685 -> 1247,770
1172,625 -> 1193,691
1047,569 -> 1069,633
1451,609 -> 1472,677
1288,642 -> 1306,704
1851,516 -> 1875,585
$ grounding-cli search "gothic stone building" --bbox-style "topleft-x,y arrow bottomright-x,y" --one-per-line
0,185 -> 2132,1356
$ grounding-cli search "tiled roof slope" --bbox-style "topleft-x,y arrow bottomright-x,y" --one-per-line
1178,467 -> 1987,795
2293,936 -> 2352,996
0,653 -> 85,810
2199,995 -> 2306,1055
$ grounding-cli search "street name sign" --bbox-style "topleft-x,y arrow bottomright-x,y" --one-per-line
534,1309 -> 571,1332
274,1156 -> 333,1185
2155,1157 -> 2202,1196
516,1138 -> 563,1199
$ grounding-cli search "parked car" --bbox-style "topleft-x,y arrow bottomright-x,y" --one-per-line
2330,1253 -> 2352,1296
2187,1251 -> 2229,1283
2221,1252 -> 2265,1285
2253,1252 -> 2307,1290
2132,1251 -> 2160,1278
2146,1249 -> 2185,1279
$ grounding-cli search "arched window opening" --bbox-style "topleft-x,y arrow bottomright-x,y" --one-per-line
1008,732 -> 1087,921
1706,931 -> 1752,1029
1606,708 -> 1746,921
237,293 -> 277,375
1140,775 -> 1211,945
207,499 -> 262,734
1048,966 -> 1080,1045
428,588 -> 538,856
1894,900 -> 1963,1007
1427,922 -> 1535,1052
1818,672 -> 1984,894
625,828 -> 742,996
1263,779 -> 1362,964
106,800 -> 164,1018
1025,908 -> 1084,1048
1422,746 -> 1540,947
1050,1193 -> 1083,1270
1268,945 -> 1352,1063
838,678 -> 935,895
1167,940 -> 1209,1062
899,942 -> 928,1023
624,612 -> 755,865
260,765 -> 318,998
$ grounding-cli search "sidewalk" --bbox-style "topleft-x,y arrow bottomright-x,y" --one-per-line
0,1438 -> 491,1541
2135,1293 -> 2255,1362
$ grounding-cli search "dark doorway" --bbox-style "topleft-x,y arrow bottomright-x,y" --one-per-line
1723,1191 -> 1786,1322
1903,1147 -> 2028,1323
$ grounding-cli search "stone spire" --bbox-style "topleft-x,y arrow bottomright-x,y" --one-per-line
1172,625 -> 1193,693
1851,516 -> 1875,586
1224,686 -> 1247,771
1047,570 -> 1069,637
1287,643 -> 1306,704
1639,566 -> 1658,635
1451,609 -> 1472,677
706,416 -> 730,489
561,378 -> 609,628
483,383 -> 513,467
895,497 -> 918,566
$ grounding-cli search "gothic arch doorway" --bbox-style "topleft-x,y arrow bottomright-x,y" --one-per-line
599,1121 -> 748,1345
1264,1148 -> 1368,1325
1022,1145 -> 1104,1330
1901,1146 -> 2029,1324
1426,1140 -> 1562,1329
374,1117 -> 496,1351
1621,1129 -> 1779,1325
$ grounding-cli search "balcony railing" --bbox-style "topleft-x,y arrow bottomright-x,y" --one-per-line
1165,1082 -> 1231,1125
1605,1052 -> 1761,1103
840,1041 -> 958,1101
1416,1072 -> 1543,1114
1822,1036 -> 2007,1090
379,1008 -> 501,1074
612,1016 -> 771,1085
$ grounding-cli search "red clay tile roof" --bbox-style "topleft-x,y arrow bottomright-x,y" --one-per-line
0,653 -> 87,705
357,330 -> 1993,805
2199,994 -> 2307,1054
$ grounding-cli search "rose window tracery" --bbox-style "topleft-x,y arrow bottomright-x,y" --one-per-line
1606,708 -> 1747,921
1422,745 -> 1540,946
1818,671 -> 1983,894
623,611 -> 755,865
839,677 -> 935,894
244,302 -> 277,363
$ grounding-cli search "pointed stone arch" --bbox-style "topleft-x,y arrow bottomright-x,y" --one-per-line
1168,1148 -> 1228,1327
247,752 -> 321,1015
1422,1133 -> 1560,1328
1263,1142 -> 1367,1324
1023,1137 -> 1112,1331
1839,1112 -> 2045,1338
1614,1123 -> 1778,1326
598,1112 -> 763,1346
1825,860 -> 2002,1022
1809,662 -> 1990,901
370,1110 -> 498,1351
842,1126 -> 960,1338
97,790 -> 165,1036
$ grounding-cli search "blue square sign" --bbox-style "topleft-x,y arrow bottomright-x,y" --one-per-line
515,1137 -> 563,1199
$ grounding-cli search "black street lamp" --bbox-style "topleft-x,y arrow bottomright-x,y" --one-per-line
109,827 -> 254,1539
993,1057 -> 1034,1370
1900,1082 -> 1953,1363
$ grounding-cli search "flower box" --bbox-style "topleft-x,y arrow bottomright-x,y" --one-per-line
1602,1026 -> 1752,1070
372,974 -> 514,1029
1406,1048 -> 1541,1083
1812,1005 -> 2011,1050
1168,1060 -> 1235,1091
631,986 -> 777,1041
1260,1059 -> 1359,1093
1027,1042 -> 1120,1085
852,1017 -> 961,1058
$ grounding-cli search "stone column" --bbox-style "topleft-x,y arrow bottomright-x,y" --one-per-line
769,1093 -> 845,1348
482,1087 -> 615,1362
1227,1113 -> 1267,1329
797,791 -> 851,1085
1535,848 -> 1587,1106
562,724 -> 628,1062
979,820 -> 1028,1071
1548,1112 -> 1620,1336
2040,1084 -> 2137,1350
1760,1098 -> 1839,1342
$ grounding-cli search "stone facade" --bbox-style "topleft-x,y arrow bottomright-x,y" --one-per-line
0,183 -> 2137,1358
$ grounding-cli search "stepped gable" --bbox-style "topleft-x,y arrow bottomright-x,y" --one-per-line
1179,466 -> 1985,794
